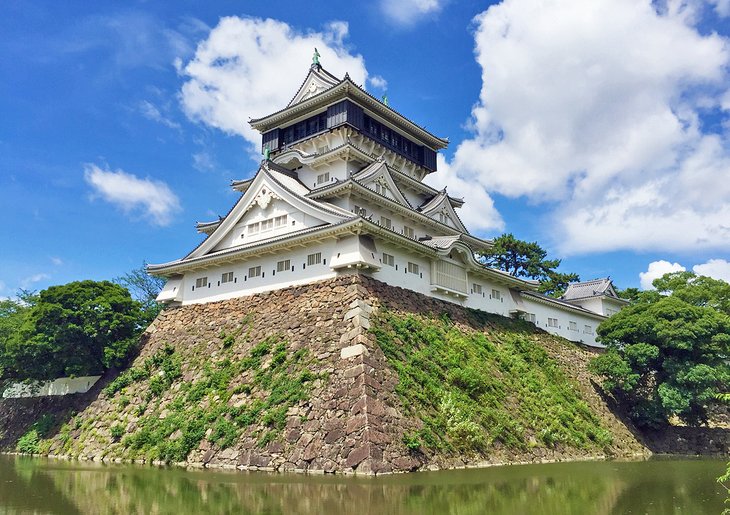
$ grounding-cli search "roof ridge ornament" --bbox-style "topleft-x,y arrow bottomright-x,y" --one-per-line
381,93 -> 389,106
312,47 -> 321,68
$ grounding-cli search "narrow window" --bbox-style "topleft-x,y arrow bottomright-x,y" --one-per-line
380,216 -> 392,229
375,183 -> 388,196
221,272 -> 234,283
584,325 -> 593,334
307,252 -> 322,266
277,259 -> 291,272
491,289 -> 501,300
247,222 -> 260,235
524,313 -> 536,323
260,219 -> 274,232
382,253 -> 395,267
317,172 -> 330,184
195,277 -> 208,288
472,283 -> 483,295
274,215 -> 288,228
548,318 -> 559,328
569,321 -> 578,331
248,266 -> 261,278
403,226 -> 415,239
353,205 -> 367,216
407,262 -> 419,274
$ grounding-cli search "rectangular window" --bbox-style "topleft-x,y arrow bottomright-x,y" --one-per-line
375,183 -> 388,196
472,283 -> 483,295
380,216 -> 392,229
248,266 -> 261,278
523,313 -> 536,323
382,253 -> 394,266
584,325 -> 593,334
439,212 -> 450,224
247,222 -> 260,235
260,218 -> 274,232
353,205 -> 367,216
407,262 -> 419,274
403,225 -> 415,239
316,172 -> 330,184
195,277 -> 208,288
221,272 -> 234,283
276,259 -> 290,272
274,215 -> 288,228
569,321 -> 578,331
491,289 -> 501,300
307,252 -> 322,266
548,318 -> 559,328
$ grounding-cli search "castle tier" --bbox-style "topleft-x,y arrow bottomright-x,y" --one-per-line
149,56 -> 627,347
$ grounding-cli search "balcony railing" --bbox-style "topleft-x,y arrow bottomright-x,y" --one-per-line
431,260 -> 468,295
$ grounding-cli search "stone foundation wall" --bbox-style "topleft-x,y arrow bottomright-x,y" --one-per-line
6,275 -> 707,473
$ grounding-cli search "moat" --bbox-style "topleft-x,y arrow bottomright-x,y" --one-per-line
0,455 -> 726,514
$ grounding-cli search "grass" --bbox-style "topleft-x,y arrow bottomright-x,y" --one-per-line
371,310 -> 613,454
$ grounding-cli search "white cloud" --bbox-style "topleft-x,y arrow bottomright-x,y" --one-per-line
84,164 -> 181,226
446,0 -> 730,254
179,17 -> 368,152
368,75 -> 388,90
380,0 -> 445,27
693,258 -> 730,283
138,100 -> 180,130
708,0 -> 730,17
640,260 -> 686,290
20,273 -> 50,290
50,257 -> 63,266
425,154 -> 504,232
192,151 -> 216,172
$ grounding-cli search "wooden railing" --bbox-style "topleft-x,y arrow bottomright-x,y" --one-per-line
431,260 -> 468,294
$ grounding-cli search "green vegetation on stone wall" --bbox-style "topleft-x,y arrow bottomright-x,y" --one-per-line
372,310 -> 612,454
55,328 -> 324,464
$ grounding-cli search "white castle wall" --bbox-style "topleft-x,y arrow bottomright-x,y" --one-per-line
2,376 -> 101,398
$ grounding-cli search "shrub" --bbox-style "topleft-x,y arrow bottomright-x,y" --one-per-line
16,430 -> 40,454
110,424 -> 125,441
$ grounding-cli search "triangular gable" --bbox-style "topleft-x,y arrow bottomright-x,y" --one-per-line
288,65 -> 341,107
352,161 -> 412,208
419,192 -> 467,232
186,166 -> 349,260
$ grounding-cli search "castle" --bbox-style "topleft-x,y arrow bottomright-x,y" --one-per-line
149,55 -> 627,347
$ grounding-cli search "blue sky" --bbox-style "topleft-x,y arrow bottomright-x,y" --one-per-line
2,0 -> 730,297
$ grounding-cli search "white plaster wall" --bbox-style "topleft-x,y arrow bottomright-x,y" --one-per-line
567,297 -> 604,315
464,275 -> 516,318
182,241 -> 338,305
2,376 -> 101,398
213,199 -> 325,252
519,297 -> 603,347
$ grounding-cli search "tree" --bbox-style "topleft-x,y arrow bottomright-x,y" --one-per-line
2,280 -> 144,380
479,233 -> 579,297
114,262 -> 166,321
589,273 -> 730,428
0,291 -> 38,380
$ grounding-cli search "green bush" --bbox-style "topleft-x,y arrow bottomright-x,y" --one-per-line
110,424 -> 125,441
16,430 -> 40,454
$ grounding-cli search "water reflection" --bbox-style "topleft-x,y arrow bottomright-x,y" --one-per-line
0,455 -> 725,515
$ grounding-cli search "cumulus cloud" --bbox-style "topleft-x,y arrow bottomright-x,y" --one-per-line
379,0 -> 445,27
84,164 -> 181,226
693,258 -> 730,283
179,17 -> 368,152
368,75 -> 388,90
640,260 -> 686,289
425,154 -> 504,232
447,0 -> 730,254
